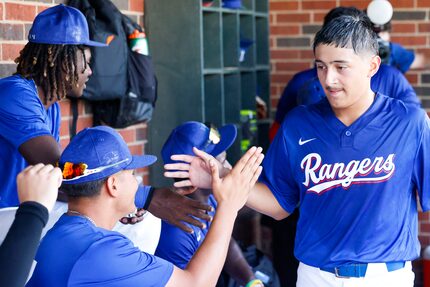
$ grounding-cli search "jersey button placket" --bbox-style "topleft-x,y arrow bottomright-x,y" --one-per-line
341,130 -> 354,147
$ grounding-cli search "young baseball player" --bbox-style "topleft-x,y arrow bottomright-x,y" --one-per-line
0,4 -> 216,249
165,13 -> 430,287
27,126 -> 264,286
156,121 -> 263,287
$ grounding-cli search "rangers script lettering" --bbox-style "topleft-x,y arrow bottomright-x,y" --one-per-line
301,153 -> 396,194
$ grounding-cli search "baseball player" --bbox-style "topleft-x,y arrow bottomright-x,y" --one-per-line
165,13 -> 430,287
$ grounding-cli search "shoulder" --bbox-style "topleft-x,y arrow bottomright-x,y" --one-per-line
0,75 -> 42,115
289,68 -> 317,88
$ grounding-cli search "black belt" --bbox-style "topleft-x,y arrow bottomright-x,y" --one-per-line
320,261 -> 406,278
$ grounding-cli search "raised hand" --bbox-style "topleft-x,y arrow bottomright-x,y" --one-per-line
164,147 -> 230,189
210,146 -> 264,211
16,163 -> 62,212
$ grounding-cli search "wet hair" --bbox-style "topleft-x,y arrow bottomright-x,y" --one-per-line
313,14 -> 378,56
60,178 -> 107,198
323,6 -> 371,27
14,43 -> 88,104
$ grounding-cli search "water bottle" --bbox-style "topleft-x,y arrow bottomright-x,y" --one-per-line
128,29 -> 149,56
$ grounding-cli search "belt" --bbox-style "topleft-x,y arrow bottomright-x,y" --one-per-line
320,261 -> 406,278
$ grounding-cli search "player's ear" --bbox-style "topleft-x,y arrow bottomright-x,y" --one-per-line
368,55 -> 381,78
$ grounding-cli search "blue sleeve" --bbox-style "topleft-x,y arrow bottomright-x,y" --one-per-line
413,115 -> 430,212
0,81 -> 52,148
134,185 -> 152,208
69,234 -> 174,287
155,222 -> 199,269
389,42 -> 415,73
371,64 -> 421,107
259,120 -> 300,213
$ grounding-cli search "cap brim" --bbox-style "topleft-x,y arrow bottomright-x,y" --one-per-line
211,124 -> 237,157
127,155 -> 157,169
86,40 -> 108,47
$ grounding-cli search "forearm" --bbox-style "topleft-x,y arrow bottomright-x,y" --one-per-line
224,238 -> 255,285
185,204 -> 238,286
247,182 -> 289,220
0,202 -> 48,287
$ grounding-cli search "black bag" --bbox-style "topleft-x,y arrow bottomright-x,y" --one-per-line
67,0 -> 157,133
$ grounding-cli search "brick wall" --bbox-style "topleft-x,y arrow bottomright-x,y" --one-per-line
269,0 -> 430,285
0,0 -> 149,182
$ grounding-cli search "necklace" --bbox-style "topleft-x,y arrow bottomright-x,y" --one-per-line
68,210 -> 97,226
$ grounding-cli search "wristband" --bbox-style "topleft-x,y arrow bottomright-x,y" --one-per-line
245,279 -> 264,287
143,187 -> 155,210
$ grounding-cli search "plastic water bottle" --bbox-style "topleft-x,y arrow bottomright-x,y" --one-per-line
128,29 -> 149,56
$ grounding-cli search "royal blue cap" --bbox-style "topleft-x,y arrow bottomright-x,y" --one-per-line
161,121 -> 237,164
60,126 -> 156,184
28,4 -> 107,47
223,0 -> 242,9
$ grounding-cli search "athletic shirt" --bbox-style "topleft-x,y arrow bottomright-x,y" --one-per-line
260,94 -> 430,268
155,194 -> 217,268
389,42 -> 415,73
0,75 -> 61,207
27,215 -> 174,287
274,64 -> 420,125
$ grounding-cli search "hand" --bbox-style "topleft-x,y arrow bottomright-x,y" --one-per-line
147,187 -> 214,233
16,163 -> 62,212
210,146 -> 263,211
119,208 -> 146,225
164,147 -> 229,189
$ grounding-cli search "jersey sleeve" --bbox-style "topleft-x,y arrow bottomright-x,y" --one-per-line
155,222 -> 199,269
413,115 -> 430,211
259,120 -> 300,213
0,81 -> 53,149
69,233 -> 174,287
390,42 -> 415,73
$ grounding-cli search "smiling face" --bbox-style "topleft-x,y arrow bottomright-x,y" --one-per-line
315,43 -> 380,116
67,48 -> 92,98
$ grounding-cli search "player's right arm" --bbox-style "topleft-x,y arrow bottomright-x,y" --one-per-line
166,146 -> 263,286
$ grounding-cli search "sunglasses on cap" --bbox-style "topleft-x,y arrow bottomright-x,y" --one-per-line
60,158 -> 129,181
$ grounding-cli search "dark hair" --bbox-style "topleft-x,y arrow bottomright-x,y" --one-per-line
323,6 -> 371,27
313,14 -> 378,56
14,43 -> 88,104
60,178 -> 107,198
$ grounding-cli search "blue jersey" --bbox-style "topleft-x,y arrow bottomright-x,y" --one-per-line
0,75 -> 61,207
275,64 -> 420,125
155,194 -> 217,268
261,94 -> 430,268
27,215 -> 174,287
389,42 -> 415,73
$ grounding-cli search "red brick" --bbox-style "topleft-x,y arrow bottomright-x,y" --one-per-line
136,127 -> 147,141
118,128 -> 136,143
271,49 -> 300,60
271,73 -> 294,85
418,0 -> 430,7
313,12 -> 326,23
275,61 -> 312,72
76,116 -> 93,133
419,235 -> 430,246
421,223 -> 430,233
36,5 -> 51,14
2,43 -> 24,61
390,0 -> 415,8
130,0 -> 143,12
405,73 -> 418,85
338,1 -> 368,9
128,143 -> 144,155
302,1 -> 336,10
391,36 -> 427,46
59,100 -> 71,117
270,25 -> 300,36
418,23 -> 430,33
5,3 -> 36,21
0,23 -> 24,41
419,212 -> 430,221
60,119 -> 69,138
391,23 -> 416,34
0,3 -> 3,21
270,1 -> 299,11
277,13 -> 310,23
299,49 -> 314,59
60,138 -> 70,151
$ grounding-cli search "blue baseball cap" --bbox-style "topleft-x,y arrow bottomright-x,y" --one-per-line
223,0 -> 242,9
28,4 -> 107,47
162,121 -> 237,164
60,126 -> 157,184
